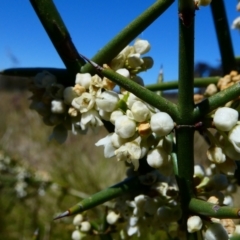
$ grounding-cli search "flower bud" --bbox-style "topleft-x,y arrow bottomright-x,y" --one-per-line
80,221 -> 91,232
115,115 -> 136,139
131,101 -> 150,122
206,146 -> 226,164
205,223 -> 228,240
150,112 -> 174,136
71,230 -> 82,240
127,53 -> 143,68
147,147 -> 169,168
75,73 -> 91,89
51,100 -> 65,114
63,87 -> 79,105
96,91 -> 119,112
106,211 -> 119,225
73,214 -> 84,226
116,68 -> 130,78
228,125 -> 240,153
213,107 -> 238,131
187,216 -> 203,233
110,110 -> 124,125
205,84 -> 218,97
134,39 -> 151,54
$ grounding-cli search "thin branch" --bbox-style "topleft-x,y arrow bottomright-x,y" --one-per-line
29,0 -> 85,84
193,82 -> 240,121
81,0 -> 174,74
189,198 -> 240,219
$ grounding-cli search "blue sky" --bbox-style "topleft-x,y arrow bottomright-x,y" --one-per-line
1,1 -> 240,85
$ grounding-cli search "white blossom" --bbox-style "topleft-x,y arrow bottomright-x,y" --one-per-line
228,124 -> 240,153
147,147 -> 169,169
96,90 -> 119,112
81,109 -> 103,129
51,100 -> 65,114
150,112 -> 174,136
206,146 -> 226,164
95,133 -> 116,158
110,110 -> 124,124
134,39 -> 151,55
115,115 -> 136,139
63,87 -> 79,105
127,53 -> 143,68
75,73 -> 92,89
131,101 -> 150,122
80,221 -> 91,232
116,68 -> 130,78
213,107 -> 238,131
187,216 -> 203,233
73,214 -> 84,226
106,211 -> 120,225
72,93 -> 95,113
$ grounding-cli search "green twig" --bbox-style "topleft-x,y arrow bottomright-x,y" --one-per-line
146,77 -> 220,91
81,0 -> 174,74
176,1 -> 195,238
54,176 -> 145,220
29,0 -> 85,83
193,82 -> 240,121
210,0 -> 237,74
189,198 -> 240,219
100,68 -> 179,120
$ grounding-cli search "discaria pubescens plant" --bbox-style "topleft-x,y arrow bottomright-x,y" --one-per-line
2,0 -> 240,239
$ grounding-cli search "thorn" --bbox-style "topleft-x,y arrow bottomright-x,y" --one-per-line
53,210 -> 70,220
78,53 -> 103,71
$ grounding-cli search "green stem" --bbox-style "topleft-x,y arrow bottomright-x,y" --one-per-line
189,198 -> 240,219
54,176 -> 145,219
81,0 -> 174,74
100,68 -> 179,120
193,82 -> 240,121
29,0 -> 85,84
146,77 -> 219,91
176,1 -> 195,238
210,0 -> 237,74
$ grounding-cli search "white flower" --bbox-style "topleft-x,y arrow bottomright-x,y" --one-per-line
95,133 -> 116,158
71,230 -> 81,240
81,109 -> 103,129
75,73 -> 92,89
206,146 -> 226,164
110,110 -> 124,124
228,124 -> 240,153
134,39 -> 151,55
96,91 -> 119,112
115,115 -> 136,139
205,223 -> 228,240
73,214 -> 84,226
51,100 -> 65,114
127,53 -> 143,68
106,211 -> 120,225
111,133 -> 127,148
213,107 -> 238,131
80,221 -> 91,232
194,165 -> 205,179
150,112 -> 174,136
232,16 -> 240,30
116,68 -> 130,78
89,74 -> 103,96
63,87 -> 79,105
147,147 -> 169,169
131,101 -> 150,122
115,140 -> 141,170
187,216 -> 203,233
127,93 -> 140,109
223,195 -> 233,206
72,93 -> 95,113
